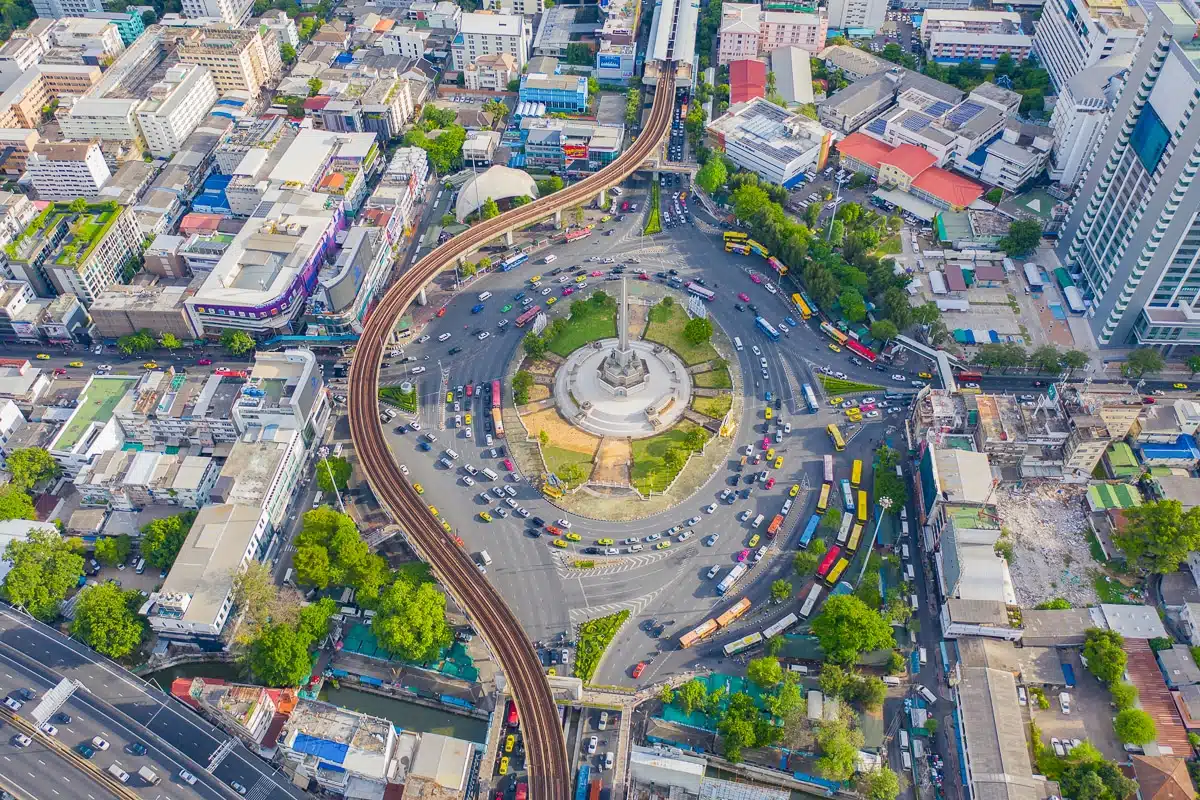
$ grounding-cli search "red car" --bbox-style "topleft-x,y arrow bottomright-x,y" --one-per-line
638,272 -> 650,280
546,525 -> 562,536
762,436 -> 770,449
1143,397 -> 1156,404
737,549 -> 750,562
506,699 -> 519,728
53,368 -> 67,375
750,274 -> 763,284
765,477 -> 776,489
738,292 -> 751,302
860,403 -> 876,411
632,662 -> 647,678
591,270 -> 603,277
562,287 -> 574,296
466,384 -> 473,397
197,358 -> 212,365
503,459 -> 514,471
436,306 -> 447,317
621,201 -> 630,211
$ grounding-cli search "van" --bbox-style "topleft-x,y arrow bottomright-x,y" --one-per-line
910,594 -> 918,611
899,730 -> 910,750
438,332 -> 452,342
752,514 -> 765,529
284,568 -> 295,586
135,558 -> 145,574
108,764 -> 130,783
313,492 -> 322,508
901,544 -> 910,560
479,550 -> 493,566
882,675 -> 902,687
478,291 -> 492,302
611,186 -> 623,196
917,685 -> 937,704
481,467 -> 499,481
902,752 -> 912,770
919,647 -> 928,666
445,449 -> 460,461
734,337 -> 743,351
543,254 -> 557,264
137,766 -> 160,786
787,664 -> 809,675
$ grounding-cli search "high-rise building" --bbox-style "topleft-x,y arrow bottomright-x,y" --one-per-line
26,140 -> 111,199
173,24 -> 282,96
180,0 -> 253,26
31,0 -> 103,20
1058,2 -> 1200,350
717,4 -> 828,65
1048,55 -> 1129,188
827,0 -> 885,33
451,12 -> 527,72
134,64 -> 219,158
1032,0 -> 1145,90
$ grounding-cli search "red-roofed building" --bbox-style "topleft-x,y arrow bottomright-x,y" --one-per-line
1127,640 -> 1191,754
303,96 -> 332,112
178,213 -> 223,237
836,132 -> 983,211
1133,756 -> 1197,800
730,60 -> 767,105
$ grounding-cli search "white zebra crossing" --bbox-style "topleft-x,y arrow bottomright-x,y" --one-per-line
568,587 -> 665,621
553,551 -> 671,577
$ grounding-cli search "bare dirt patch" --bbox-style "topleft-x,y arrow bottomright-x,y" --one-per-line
995,484 -> 1098,607
593,438 -> 631,485
627,303 -> 648,341
528,385 -> 551,402
526,359 -> 557,377
523,408 -> 600,456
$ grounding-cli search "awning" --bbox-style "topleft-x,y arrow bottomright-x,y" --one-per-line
872,188 -> 941,221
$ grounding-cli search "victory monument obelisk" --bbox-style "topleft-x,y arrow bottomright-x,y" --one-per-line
597,278 -> 649,396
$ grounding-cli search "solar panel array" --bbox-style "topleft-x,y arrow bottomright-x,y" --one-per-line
947,101 -> 985,127
900,113 -> 932,133
926,100 -> 953,117
866,117 -> 888,136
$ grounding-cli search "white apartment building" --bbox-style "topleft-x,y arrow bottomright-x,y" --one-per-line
707,97 -> 833,185
1032,0 -> 1146,90
0,193 -> 35,250
380,25 -> 431,58
134,64 -> 218,158
31,0 -> 103,20
451,12 -> 528,72
231,349 -> 329,448
0,36 -> 46,74
463,52 -> 520,91
1048,55 -> 1128,188
919,9 -> 1022,42
827,0 -> 885,32
60,97 -> 140,144
483,0 -> 544,15
180,0 -> 254,26
47,17 -> 125,60
718,4 -> 827,64
256,11 -> 298,48
174,25 -> 282,96
45,205 -> 144,304
27,140 -> 111,200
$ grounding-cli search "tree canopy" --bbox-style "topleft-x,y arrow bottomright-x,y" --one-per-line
1113,499 -> 1200,574
141,511 -> 196,570
116,329 -> 156,355
293,508 -> 388,603
747,656 -> 783,688
858,767 -> 901,800
0,486 -> 35,522
1113,708 -> 1156,745
811,594 -> 894,664
999,219 -> 1042,256
1123,348 -> 1165,378
372,571 -> 454,662
6,448 -> 59,491
316,456 -> 352,493
1082,628 -> 1127,684
71,582 -> 144,659
816,718 -> 864,781
683,317 -> 714,345
3,529 -> 84,620
221,329 -> 255,356
94,534 -> 132,566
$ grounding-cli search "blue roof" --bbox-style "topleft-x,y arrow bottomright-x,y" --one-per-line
866,117 -> 888,136
1139,434 -> 1200,461
926,100 -> 953,117
292,734 -> 348,764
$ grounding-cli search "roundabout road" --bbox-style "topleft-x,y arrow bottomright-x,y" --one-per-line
386,188 -> 934,688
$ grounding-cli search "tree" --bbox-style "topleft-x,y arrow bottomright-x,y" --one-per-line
659,684 -> 675,704
677,679 -> 708,714
1123,348 -> 1165,378
999,219 -> 1043,256
316,456 -> 351,493
985,187 -> 1004,204
1059,757 -> 1138,800
116,329 -> 155,355
1110,681 -> 1138,711
1029,345 -> 1063,374
847,673 -> 887,711
925,718 -> 938,734
71,583 -> 144,659
696,155 -> 727,194
68,197 -> 89,213
1114,709 -> 1156,745
478,256 -> 492,272
159,332 -> 182,350
763,676 -> 803,718
140,511 -> 195,569
747,656 -> 783,688
221,329 -> 255,356
280,42 -> 297,65
5,448 -> 59,491
848,172 -> 871,190
1114,499 -> 1200,573
1061,350 -> 1090,376
838,289 -> 867,322
770,579 -> 791,603
816,719 -> 864,781
564,42 -> 592,65
2,529 -> 84,620
731,184 -> 770,221
683,317 -> 713,345
94,534 -> 132,566
1082,628 -> 1127,684
858,768 -> 901,800
372,572 -> 453,661
811,594 -> 895,664
1188,355 -> 1200,377
307,77 -> 323,97
480,197 -> 500,220
0,486 -> 34,522
794,548 -> 820,575
231,562 -> 291,646
249,623 -> 314,686
870,320 -> 898,342
819,663 -> 850,698
1035,598 -> 1071,609
664,448 -> 688,472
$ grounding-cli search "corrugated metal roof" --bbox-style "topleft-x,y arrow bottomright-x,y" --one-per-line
1126,642 -> 1191,754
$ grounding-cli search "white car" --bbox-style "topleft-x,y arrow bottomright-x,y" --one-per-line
604,547 -> 619,555
754,546 -> 767,562
417,335 -> 430,344
739,510 -> 753,522
463,476 -> 476,486
97,363 -> 112,371
678,530 -> 693,541
704,503 -> 717,514
707,565 -> 721,579
783,422 -> 792,434
686,516 -> 701,526
623,537 -> 639,545
485,434 -> 493,446
834,371 -> 846,379
766,285 -> 779,295
777,322 -> 787,333
477,331 -> 490,341
541,287 -> 552,295
40,724 -> 57,737
438,332 -> 452,342
866,410 -> 880,418
759,358 -> 768,369
505,497 -> 518,508
411,366 -> 426,374
92,737 -> 110,750
2,697 -> 20,711
862,397 -> 877,404
892,373 -> 906,382
516,507 -> 530,518
11,734 -> 31,748
556,519 -> 572,528
1051,738 -> 1065,757
751,345 -> 762,356
588,736 -> 599,755
180,770 -> 198,785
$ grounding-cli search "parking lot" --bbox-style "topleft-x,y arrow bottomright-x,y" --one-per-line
1025,652 -> 1124,763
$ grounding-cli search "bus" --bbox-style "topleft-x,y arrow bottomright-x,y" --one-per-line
755,317 -> 780,341
837,512 -> 853,545
885,391 -> 908,401
747,239 -> 769,257
803,384 -> 819,414
515,306 -> 542,328
826,557 -> 850,586
799,583 -> 822,618
820,321 -> 849,346
723,632 -> 763,657
717,563 -> 748,594
501,252 -> 528,271
686,282 -> 716,302
491,379 -> 502,409
851,459 -> 863,487
492,407 -> 505,438
680,619 -> 718,648
799,514 -> 820,548
840,479 -> 855,511
846,340 -> 877,363
723,231 -> 749,243
823,455 -> 834,484
800,291 -> 818,315
565,227 -> 593,243
857,491 -> 868,523
716,598 -> 752,627
767,256 -> 787,274
847,523 -> 863,554
792,293 -> 812,321
816,482 -> 831,514
816,546 -> 842,579
956,370 -> 983,383
762,613 -> 799,639
827,424 -> 845,451
766,514 -> 785,538
725,242 -> 751,255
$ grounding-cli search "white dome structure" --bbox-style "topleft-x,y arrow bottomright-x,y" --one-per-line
454,166 -> 539,222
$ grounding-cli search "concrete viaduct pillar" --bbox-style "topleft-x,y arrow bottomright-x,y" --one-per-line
596,189 -> 606,209
417,287 -> 428,306
553,209 -> 563,229
505,230 -> 514,246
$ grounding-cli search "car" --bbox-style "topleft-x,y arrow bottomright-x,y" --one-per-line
552,539 -> 568,548
655,541 -> 672,550
748,534 -> 760,548
751,345 -> 762,356
789,483 -> 800,497
77,744 -> 96,759
1052,738 -> 1065,757
35,353 -> 49,360
11,734 -> 31,747
632,661 -> 647,678
754,546 -> 768,562
179,769 -> 198,785
738,292 -> 751,302
127,742 -> 147,756
737,548 -> 750,562
785,317 -> 798,327
917,372 -> 932,379
231,782 -> 248,795
197,357 -> 213,366
2,697 -> 20,711
501,304 -> 513,313
97,363 -> 113,371
565,532 -> 582,542
1059,692 -> 1071,713
143,361 -> 159,369
598,538 -> 615,546
92,737 -> 110,750
866,410 -> 880,418
783,422 -> 792,434
892,373 -> 906,382
686,515 -> 701,526
68,360 -> 84,368
1175,383 -> 1189,390
644,532 -> 661,542
678,530 -> 693,542
546,297 -> 558,305
765,477 -> 776,489
1017,687 -> 1028,706
704,503 -> 718,514
588,736 -> 599,755
477,331 -> 490,341
479,512 -> 492,522
40,723 -> 57,736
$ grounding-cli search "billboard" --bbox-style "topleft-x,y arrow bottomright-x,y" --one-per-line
598,54 -> 624,70
563,143 -> 588,159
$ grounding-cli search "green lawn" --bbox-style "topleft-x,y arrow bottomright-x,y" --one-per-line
542,444 -> 594,478
693,367 -> 732,389
545,311 -> 617,357
630,421 -> 709,493
644,304 -> 719,365
872,234 -> 902,255
1093,572 -> 1138,604
818,375 -> 883,395
643,182 -> 662,235
692,395 -> 732,419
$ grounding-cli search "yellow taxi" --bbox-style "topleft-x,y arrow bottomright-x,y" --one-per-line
847,410 -> 862,422
465,413 -> 472,425
575,275 -> 586,283
68,361 -> 83,368
918,372 -> 933,379
748,534 -> 760,548
447,391 -> 454,403
565,532 -> 582,542
597,538 -> 614,546
764,407 -> 773,420
480,511 -> 493,522
413,483 -> 424,494
789,484 -> 800,497
552,539 -> 568,548
547,667 -> 556,675
499,757 -> 509,776
505,735 -> 515,753
547,297 -> 558,305
143,361 -> 158,369
35,353 -> 50,360
655,541 -> 672,550
530,275 -> 542,284
828,344 -> 841,353
774,457 -> 784,469
829,396 -> 844,406
1175,383 -> 1189,390
601,215 -> 612,222
766,448 -> 775,461
441,520 -> 452,533
428,505 -> 439,517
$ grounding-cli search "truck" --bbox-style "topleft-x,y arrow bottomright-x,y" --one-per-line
137,766 -> 161,786
107,764 -> 130,783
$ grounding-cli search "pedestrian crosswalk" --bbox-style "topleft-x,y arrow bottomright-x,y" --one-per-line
554,551 -> 670,577
568,587 -> 665,622
243,777 -> 275,800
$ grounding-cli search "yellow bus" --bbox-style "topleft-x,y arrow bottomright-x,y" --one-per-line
847,524 -> 863,554
816,482 -> 831,515
827,424 -> 845,452
825,557 -> 850,586
792,294 -> 813,321
723,231 -> 749,242
851,459 -> 863,487
856,490 -> 868,523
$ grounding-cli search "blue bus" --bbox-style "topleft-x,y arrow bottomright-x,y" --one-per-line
501,252 -> 529,272
800,290 -> 818,314
840,479 -> 855,512
799,514 -> 820,549
802,383 -> 819,413
884,391 -> 907,400
755,317 -> 780,341
575,766 -> 590,800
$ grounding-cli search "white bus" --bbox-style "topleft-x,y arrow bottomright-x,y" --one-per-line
762,613 -> 798,639
837,512 -> 853,545
799,583 -> 822,618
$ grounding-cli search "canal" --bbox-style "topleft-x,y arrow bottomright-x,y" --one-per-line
144,663 -> 488,743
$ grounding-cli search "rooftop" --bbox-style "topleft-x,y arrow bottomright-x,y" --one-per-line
281,700 -> 395,780
155,502 -> 257,628
933,447 -> 994,504
1101,604 -> 1168,639
52,375 -> 136,451
215,426 -> 298,508
957,667 -> 1044,800
707,97 -> 831,164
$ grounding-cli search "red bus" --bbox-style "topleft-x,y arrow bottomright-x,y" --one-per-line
846,340 -> 877,363
515,784 -> 528,800
816,546 -> 842,579
491,379 -> 502,410
956,370 -> 982,382
506,699 -> 519,727
767,256 -> 786,274
766,514 -> 785,538
515,305 -> 542,327
565,227 -> 593,243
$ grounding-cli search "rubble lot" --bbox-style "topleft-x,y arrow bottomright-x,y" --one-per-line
994,484 -> 1099,607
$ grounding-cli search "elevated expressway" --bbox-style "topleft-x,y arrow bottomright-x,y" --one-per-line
348,65 -> 679,800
